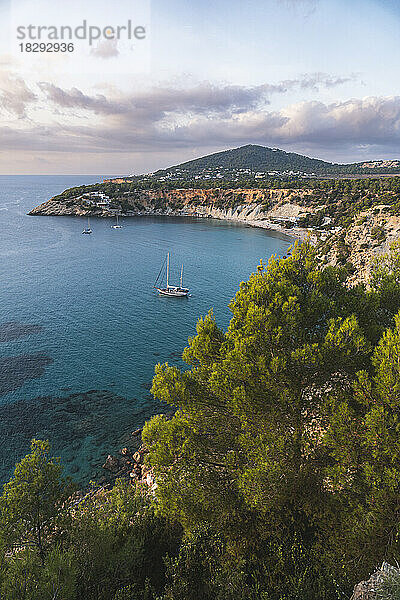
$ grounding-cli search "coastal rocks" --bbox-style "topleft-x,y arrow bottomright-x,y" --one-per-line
351,563 -> 400,599
101,429 -> 156,490
128,444 -> 154,488
27,187 -> 316,241
102,454 -> 120,472
28,199 -> 88,216
102,441 -> 147,477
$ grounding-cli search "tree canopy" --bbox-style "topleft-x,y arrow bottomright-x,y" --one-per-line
143,241 -> 400,598
3,241 -> 400,598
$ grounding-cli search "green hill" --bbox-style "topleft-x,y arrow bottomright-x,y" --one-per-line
154,144 -> 400,176
159,144 -> 336,174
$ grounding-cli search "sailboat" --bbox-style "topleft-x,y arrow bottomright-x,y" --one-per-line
82,216 -> 92,234
154,253 -> 189,297
111,214 -> 122,229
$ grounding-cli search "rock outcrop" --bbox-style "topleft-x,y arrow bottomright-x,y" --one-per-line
28,187 -> 316,241
351,563 -> 400,599
29,186 -> 400,284
323,205 -> 400,285
101,428 -> 156,490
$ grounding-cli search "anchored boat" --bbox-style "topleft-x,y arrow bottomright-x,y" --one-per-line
154,253 -> 189,297
82,216 -> 92,234
111,214 -> 122,229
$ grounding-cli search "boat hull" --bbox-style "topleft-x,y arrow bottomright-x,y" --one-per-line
156,287 -> 189,297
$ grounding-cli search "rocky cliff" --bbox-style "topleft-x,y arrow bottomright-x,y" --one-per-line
28,187 -> 319,240
321,204 -> 400,284
29,186 -> 400,283
351,563 -> 400,599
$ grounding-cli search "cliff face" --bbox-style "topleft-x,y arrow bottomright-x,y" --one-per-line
29,187 -> 312,215
29,187 -> 316,239
29,187 -> 400,283
322,204 -> 400,284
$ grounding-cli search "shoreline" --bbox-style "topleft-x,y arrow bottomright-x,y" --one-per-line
28,186 -> 321,243
28,208 -> 307,243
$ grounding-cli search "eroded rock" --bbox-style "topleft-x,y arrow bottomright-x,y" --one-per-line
102,454 -> 120,472
351,562 -> 400,600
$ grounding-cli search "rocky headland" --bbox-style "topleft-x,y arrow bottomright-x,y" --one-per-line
28,187 -> 312,240
29,185 -> 400,284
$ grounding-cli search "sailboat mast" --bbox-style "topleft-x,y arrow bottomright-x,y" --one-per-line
166,252 -> 170,288
180,264 -> 184,288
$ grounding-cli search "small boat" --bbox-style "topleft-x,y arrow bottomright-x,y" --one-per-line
154,253 -> 189,297
82,216 -> 92,234
111,214 -> 122,229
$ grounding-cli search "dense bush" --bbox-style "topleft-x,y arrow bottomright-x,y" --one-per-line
3,242 -> 400,598
144,241 -> 400,598
0,442 -> 182,600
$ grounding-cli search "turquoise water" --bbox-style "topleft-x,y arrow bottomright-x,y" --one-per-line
0,175 -> 291,483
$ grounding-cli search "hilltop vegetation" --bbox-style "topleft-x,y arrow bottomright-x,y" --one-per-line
44,146 -> 400,206
47,173 -> 400,224
3,242 -> 400,599
156,144 -> 337,176
152,145 -> 400,178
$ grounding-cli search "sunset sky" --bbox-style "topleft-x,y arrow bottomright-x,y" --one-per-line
0,0 -> 399,174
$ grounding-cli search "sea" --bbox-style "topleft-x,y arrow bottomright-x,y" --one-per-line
0,175 -> 291,484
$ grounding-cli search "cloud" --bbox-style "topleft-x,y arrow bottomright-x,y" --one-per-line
295,72 -> 359,90
1,74 -> 399,165
91,39 -> 120,59
2,94 -> 400,158
38,73 -> 358,121
38,83 -> 125,115
162,96 -> 400,153
39,81 -> 275,120
0,71 -> 36,117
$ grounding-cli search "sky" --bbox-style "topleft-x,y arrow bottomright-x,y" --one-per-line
0,0 -> 400,174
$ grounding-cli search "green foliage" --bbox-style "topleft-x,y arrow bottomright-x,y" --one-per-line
256,535 -> 349,600
0,439 -> 71,564
67,479 -> 182,599
157,145 -> 338,175
143,241 -> 400,599
370,241 -> 400,328
323,311 -> 400,573
163,524 -> 255,600
297,210 -> 325,228
371,224 -> 386,244
163,526 -> 347,600
336,233 -> 351,264
0,446 -> 182,600
113,580 -> 157,600
5,242 -> 400,599
144,243 -> 373,525
0,547 -> 77,600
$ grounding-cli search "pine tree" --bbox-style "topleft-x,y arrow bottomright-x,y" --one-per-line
0,439 -> 69,565
143,242 -> 375,541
